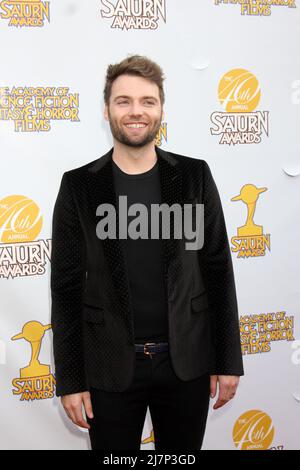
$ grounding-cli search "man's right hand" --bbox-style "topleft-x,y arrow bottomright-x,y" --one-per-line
61,391 -> 94,429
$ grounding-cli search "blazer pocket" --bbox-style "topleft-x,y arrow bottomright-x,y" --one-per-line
191,291 -> 209,313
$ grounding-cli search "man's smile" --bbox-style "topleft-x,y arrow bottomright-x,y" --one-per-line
124,122 -> 148,129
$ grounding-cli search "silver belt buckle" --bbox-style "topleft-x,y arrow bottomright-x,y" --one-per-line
144,342 -> 156,357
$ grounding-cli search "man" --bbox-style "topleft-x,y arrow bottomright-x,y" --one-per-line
51,55 -> 244,450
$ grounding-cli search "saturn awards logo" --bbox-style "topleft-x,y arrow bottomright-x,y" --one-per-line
11,321 -> 56,401
0,195 -> 51,279
0,0 -> 50,27
210,68 -> 269,145
155,121 -> 167,146
100,0 -> 166,30
230,184 -> 270,258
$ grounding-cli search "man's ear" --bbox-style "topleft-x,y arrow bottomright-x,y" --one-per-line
104,104 -> 108,121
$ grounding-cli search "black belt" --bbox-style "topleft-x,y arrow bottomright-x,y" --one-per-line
134,341 -> 169,356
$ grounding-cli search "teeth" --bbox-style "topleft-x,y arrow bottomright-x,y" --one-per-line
125,123 -> 147,128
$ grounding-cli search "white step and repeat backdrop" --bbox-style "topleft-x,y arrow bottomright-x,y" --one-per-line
0,0 -> 299,450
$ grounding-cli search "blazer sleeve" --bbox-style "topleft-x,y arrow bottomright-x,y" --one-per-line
50,172 -> 88,397
199,160 -> 244,376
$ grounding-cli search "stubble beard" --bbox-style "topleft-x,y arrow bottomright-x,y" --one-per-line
107,109 -> 162,148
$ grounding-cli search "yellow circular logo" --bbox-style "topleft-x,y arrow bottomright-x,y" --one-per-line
233,410 -> 275,450
0,195 -> 43,243
218,68 -> 261,112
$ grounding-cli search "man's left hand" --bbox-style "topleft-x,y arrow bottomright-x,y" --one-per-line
210,375 -> 240,410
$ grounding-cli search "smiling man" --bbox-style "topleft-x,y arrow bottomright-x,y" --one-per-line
51,55 -> 244,450
105,74 -> 162,147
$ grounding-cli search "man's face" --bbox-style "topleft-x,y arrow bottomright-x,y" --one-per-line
104,74 -> 163,148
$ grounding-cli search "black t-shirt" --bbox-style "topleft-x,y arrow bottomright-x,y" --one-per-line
112,158 -> 168,343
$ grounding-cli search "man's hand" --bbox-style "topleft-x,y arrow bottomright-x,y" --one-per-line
61,391 -> 94,429
210,375 -> 240,410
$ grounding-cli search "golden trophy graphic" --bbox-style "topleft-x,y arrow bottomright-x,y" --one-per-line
231,184 -> 267,236
142,429 -> 155,444
11,321 -> 51,378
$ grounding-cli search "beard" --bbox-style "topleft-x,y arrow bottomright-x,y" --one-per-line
107,109 -> 162,148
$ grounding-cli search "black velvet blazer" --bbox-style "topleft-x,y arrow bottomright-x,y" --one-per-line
50,146 -> 244,397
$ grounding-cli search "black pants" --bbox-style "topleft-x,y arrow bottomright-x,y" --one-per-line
87,350 -> 210,450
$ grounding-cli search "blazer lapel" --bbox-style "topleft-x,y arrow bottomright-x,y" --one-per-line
155,146 -> 183,299
87,146 -> 183,325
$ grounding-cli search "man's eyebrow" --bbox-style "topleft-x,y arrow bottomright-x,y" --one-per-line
113,95 -> 159,102
142,96 -> 158,101
113,95 -> 130,101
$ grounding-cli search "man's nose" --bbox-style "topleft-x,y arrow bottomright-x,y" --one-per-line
128,102 -> 143,116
